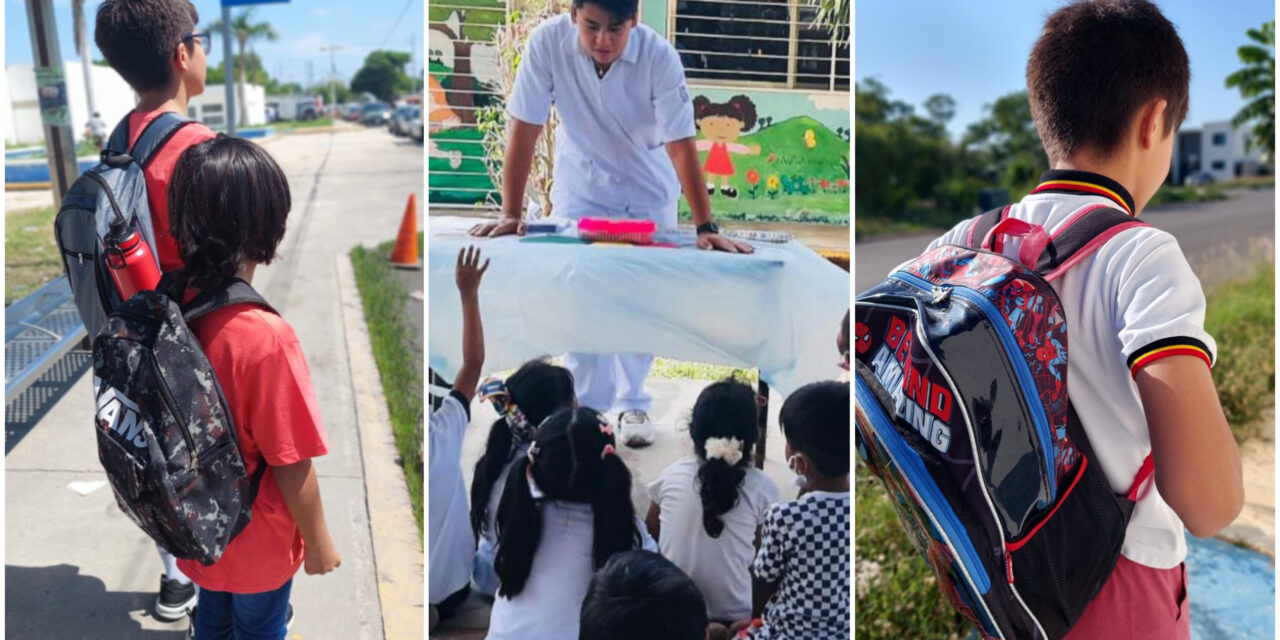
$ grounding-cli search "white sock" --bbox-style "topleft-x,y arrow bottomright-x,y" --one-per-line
157,545 -> 191,585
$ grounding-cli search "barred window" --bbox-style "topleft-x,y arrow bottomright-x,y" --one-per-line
670,0 -> 849,90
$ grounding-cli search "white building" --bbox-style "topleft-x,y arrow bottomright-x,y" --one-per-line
5,62 -> 137,146
6,62 -> 269,144
1171,120 -> 1270,185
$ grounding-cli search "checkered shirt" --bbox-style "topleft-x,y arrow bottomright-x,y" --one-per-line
746,491 -> 850,640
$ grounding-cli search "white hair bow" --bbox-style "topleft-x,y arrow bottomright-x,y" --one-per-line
705,437 -> 743,466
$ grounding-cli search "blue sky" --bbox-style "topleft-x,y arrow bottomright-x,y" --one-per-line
6,0 -> 424,89
856,0 -> 1275,138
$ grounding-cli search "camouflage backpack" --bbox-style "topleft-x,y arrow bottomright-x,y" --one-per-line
92,275 -> 272,565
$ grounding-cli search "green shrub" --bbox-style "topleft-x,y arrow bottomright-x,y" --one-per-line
1204,259 -> 1275,436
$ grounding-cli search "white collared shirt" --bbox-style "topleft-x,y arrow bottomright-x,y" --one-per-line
507,13 -> 696,228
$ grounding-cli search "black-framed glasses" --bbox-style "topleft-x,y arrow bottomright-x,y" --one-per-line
181,31 -> 211,52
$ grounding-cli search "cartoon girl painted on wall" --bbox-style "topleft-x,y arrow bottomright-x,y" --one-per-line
694,94 -> 762,198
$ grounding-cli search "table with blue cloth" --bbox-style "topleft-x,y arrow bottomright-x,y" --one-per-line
427,216 -> 849,448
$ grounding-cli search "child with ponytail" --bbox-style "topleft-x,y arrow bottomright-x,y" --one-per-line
486,407 -> 655,640
470,359 -> 577,596
644,379 -> 779,627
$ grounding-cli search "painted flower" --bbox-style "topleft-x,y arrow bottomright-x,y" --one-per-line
767,152 -> 777,163
804,129 -> 817,148
837,179 -> 849,188
820,179 -> 830,189
746,169 -> 761,185
766,174 -> 781,191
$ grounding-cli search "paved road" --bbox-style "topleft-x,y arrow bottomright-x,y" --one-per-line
855,188 -> 1275,292
5,125 -> 424,638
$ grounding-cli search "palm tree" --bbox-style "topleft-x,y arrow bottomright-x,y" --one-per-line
1225,20 -> 1275,163
209,9 -> 278,126
814,0 -> 849,43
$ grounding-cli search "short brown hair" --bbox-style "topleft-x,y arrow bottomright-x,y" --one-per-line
1027,0 -> 1189,162
96,0 -> 199,92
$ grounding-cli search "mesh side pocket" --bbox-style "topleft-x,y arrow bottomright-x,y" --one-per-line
1008,456 -> 1129,639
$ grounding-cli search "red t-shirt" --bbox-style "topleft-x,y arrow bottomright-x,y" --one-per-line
176,303 -> 330,593
127,110 -> 217,273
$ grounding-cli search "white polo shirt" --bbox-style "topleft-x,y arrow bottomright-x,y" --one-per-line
428,391 -> 476,601
507,13 -> 697,228
924,170 -> 1217,569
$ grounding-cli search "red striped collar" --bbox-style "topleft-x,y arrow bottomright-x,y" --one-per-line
1030,170 -> 1136,216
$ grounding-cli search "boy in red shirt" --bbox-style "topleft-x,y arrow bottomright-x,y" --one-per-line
94,0 -> 217,619
168,135 -> 341,639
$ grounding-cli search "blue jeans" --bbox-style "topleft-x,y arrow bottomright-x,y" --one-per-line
193,579 -> 292,640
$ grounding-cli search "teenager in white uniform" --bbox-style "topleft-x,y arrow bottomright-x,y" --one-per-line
470,0 -> 752,447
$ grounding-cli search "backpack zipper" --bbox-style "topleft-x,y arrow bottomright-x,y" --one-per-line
147,352 -> 199,467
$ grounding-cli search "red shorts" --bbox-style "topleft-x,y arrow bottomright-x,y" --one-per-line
1064,555 -> 1189,639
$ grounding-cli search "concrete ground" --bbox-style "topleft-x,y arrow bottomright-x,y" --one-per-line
5,124 -> 424,638
432,376 -> 805,638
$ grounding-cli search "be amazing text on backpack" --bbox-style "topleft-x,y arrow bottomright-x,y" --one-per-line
854,206 -> 1155,639
93,275 -> 273,565
55,112 -> 194,337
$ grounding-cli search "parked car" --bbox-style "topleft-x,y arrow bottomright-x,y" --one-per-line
297,99 -> 322,121
342,103 -> 363,121
1183,171 -> 1215,187
391,106 -> 422,136
409,109 -> 423,142
360,102 -> 393,126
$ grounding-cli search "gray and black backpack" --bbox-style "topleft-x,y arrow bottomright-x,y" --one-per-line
93,275 -> 273,565
55,112 -> 195,337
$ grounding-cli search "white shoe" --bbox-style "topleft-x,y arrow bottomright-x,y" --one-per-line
618,410 -> 655,447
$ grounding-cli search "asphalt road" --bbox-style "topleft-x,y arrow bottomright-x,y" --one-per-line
854,188 -> 1275,293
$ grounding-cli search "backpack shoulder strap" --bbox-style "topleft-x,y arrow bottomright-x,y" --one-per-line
182,278 -> 277,324
130,112 -> 197,170
104,114 -> 134,155
965,205 -> 1008,250
1036,205 -> 1149,280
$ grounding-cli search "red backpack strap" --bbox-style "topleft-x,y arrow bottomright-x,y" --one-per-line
1126,453 -> 1155,502
966,205 -> 1008,250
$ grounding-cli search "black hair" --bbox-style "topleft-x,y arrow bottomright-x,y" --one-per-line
579,550 -> 708,640
690,378 -> 758,538
95,0 -> 199,92
168,136 -> 291,291
494,407 -> 641,597
470,359 -> 576,539
693,94 -> 759,132
1027,0 -> 1189,162
572,0 -> 639,21
780,381 -> 849,477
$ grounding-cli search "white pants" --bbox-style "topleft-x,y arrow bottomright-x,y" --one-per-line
563,353 -> 654,414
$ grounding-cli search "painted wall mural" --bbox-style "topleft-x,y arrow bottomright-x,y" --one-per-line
428,7 -> 502,204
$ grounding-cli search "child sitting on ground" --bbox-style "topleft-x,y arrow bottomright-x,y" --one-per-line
486,407 -> 656,640
471,359 -> 577,596
734,381 -> 849,639
579,550 -> 711,640
428,246 -> 489,627
168,136 -> 341,637
645,379 -> 778,631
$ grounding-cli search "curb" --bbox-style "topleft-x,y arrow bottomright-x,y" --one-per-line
336,252 -> 425,640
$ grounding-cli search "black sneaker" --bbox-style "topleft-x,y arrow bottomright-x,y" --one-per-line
156,575 -> 197,622
720,186 -> 738,199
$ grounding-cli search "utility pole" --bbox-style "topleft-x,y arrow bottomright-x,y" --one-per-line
26,0 -> 79,208
409,33 -> 418,94
319,44 -> 343,116
306,60 -> 314,94
73,0 -> 96,124
221,4 -> 236,135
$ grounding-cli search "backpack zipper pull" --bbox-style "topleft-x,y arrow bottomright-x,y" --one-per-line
931,285 -> 952,304
78,252 -> 84,266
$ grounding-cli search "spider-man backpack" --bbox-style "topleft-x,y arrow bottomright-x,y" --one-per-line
853,205 -> 1156,639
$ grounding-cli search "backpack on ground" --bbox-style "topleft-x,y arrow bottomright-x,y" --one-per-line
55,112 -> 195,338
853,205 -> 1153,639
92,274 -> 272,565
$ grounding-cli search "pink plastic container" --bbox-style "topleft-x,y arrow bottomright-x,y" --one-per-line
577,217 -> 657,245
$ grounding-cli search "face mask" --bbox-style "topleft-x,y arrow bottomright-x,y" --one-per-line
787,454 -> 808,489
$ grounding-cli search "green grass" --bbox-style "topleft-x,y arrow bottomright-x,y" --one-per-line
1148,183 -> 1229,206
350,232 -> 426,535
1204,257 -> 1275,438
856,465 -> 972,639
5,206 -> 62,305
273,117 -> 335,131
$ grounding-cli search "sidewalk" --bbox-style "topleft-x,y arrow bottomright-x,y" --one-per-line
5,127 -> 424,638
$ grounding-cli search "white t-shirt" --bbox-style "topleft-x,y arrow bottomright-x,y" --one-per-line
507,13 -> 697,226
486,501 -> 657,640
923,171 -> 1217,569
428,392 -> 476,602
647,457 -> 779,621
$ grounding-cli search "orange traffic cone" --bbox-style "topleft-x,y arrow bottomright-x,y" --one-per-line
390,193 -> 421,269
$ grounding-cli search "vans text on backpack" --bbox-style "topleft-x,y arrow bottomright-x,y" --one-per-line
854,205 -> 1153,639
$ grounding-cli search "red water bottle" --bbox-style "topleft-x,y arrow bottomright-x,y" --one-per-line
104,221 -> 161,300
